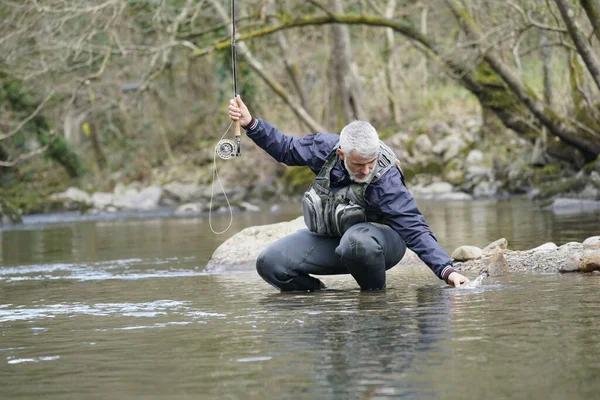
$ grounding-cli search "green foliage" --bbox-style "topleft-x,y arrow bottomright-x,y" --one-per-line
282,166 -> 315,194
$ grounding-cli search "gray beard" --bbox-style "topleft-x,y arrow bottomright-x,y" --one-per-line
344,158 -> 376,183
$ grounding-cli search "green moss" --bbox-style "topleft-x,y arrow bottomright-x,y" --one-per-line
282,166 -> 315,194
536,176 -> 587,199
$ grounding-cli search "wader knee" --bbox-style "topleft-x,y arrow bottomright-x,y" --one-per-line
256,247 -> 324,292
336,225 -> 386,290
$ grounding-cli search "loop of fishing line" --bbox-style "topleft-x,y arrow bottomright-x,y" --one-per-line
209,122 -> 234,235
207,0 -> 240,235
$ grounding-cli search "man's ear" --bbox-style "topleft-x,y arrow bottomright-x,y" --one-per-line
336,148 -> 344,160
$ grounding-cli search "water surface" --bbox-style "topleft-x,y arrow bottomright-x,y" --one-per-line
1,199 -> 599,399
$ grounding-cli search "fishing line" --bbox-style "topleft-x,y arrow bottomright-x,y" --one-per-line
209,122 -> 234,235
208,0 -> 241,234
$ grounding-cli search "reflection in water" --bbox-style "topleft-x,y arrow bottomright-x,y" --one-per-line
1,199 -> 600,399
255,286 -> 455,398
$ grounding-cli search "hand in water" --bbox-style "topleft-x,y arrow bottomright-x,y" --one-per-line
447,271 -> 470,288
228,95 -> 252,127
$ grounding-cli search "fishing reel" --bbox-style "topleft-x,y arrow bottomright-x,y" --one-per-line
216,139 -> 238,160
216,120 -> 242,160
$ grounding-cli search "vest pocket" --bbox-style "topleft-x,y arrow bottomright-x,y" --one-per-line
334,203 -> 367,236
302,189 -> 327,235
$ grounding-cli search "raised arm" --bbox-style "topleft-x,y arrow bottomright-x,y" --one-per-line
228,96 -> 336,170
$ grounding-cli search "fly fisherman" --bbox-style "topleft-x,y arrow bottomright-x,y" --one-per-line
228,96 -> 470,291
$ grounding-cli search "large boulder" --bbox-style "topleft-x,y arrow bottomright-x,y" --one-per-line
205,218 -> 430,274
205,217 -> 307,273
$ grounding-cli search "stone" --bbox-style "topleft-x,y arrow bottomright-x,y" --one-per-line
414,134 -> 433,154
582,236 -> 600,251
205,217 -> 307,273
545,198 -> 600,214
580,250 -> 600,273
91,192 -> 115,210
531,242 -> 558,251
466,150 -> 484,165
473,181 -> 501,198
482,238 -> 508,255
482,252 -> 509,277
427,181 -> 454,194
451,245 -> 483,261
239,202 -> 261,212
133,185 -> 163,211
559,253 -> 583,273
174,203 -> 204,216
578,184 -> 599,200
163,182 -> 205,203
438,192 -> 473,201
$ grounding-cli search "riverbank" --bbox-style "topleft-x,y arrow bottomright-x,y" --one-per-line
2,114 -> 600,224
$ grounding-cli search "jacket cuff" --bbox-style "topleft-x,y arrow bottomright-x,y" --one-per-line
242,117 -> 259,131
441,265 -> 456,283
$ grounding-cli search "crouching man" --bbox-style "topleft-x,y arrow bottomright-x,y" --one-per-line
229,96 -> 469,290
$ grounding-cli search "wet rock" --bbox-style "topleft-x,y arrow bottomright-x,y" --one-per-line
559,253 -> 583,273
49,187 -> 93,210
580,250 -> 600,273
452,245 -> 482,261
481,252 -> 509,277
482,238 -> 508,255
544,198 -> 600,214
582,236 -> 600,251
174,203 -> 204,216
239,202 -> 261,212
205,217 -> 307,273
531,242 -> 558,251
438,192 -> 473,201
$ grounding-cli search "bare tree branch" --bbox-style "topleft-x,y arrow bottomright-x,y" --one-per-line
0,90 -> 55,141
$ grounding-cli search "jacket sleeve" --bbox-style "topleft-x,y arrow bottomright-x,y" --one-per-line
366,168 -> 456,282
244,118 -> 336,172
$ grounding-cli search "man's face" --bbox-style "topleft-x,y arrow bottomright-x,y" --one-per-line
337,149 -> 378,183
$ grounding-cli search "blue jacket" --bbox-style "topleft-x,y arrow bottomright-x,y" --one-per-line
245,118 -> 455,282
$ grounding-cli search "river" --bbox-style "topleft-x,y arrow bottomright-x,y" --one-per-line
1,198 -> 599,399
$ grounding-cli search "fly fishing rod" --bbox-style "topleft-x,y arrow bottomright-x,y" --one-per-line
209,0 -> 242,234
215,0 -> 241,160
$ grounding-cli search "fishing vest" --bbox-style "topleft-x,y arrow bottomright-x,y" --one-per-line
302,141 -> 403,237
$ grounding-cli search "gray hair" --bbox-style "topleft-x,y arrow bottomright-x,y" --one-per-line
339,120 -> 380,158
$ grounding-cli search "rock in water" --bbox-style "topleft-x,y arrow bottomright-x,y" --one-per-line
580,250 -> 600,273
451,245 -> 483,261
482,238 -> 508,255
481,252 -> 509,277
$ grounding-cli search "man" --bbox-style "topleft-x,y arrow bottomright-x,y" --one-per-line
229,95 -> 469,291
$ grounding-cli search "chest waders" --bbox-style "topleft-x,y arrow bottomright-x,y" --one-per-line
302,141 -> 403,237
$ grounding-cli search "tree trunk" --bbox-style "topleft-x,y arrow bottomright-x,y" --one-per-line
541,31 -> 554,107
193,10 -> 600,163
555,0 -> 600,92
277,32 -> 313,131
383,0 -> 401,124
581,0 -> 600,44
207,0 -> 326,133
330,0 -> 368,127
447,0 -> 600,161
